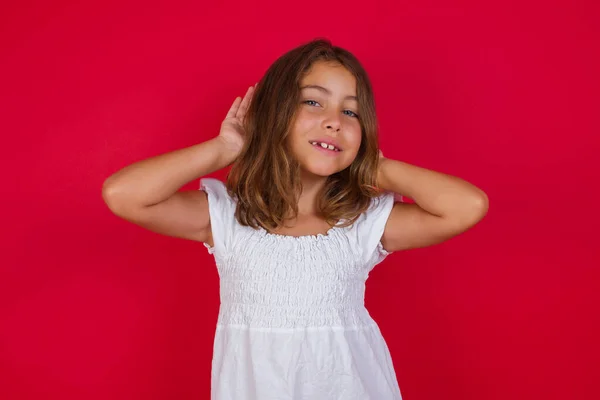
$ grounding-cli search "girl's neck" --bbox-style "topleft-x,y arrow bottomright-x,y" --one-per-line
296,172 -> 328,217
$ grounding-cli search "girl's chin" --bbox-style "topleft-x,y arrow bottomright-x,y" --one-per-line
299,164 -> 345,178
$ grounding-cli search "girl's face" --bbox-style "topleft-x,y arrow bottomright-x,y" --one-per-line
288,61 -> 362,178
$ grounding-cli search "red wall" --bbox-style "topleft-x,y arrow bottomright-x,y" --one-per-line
1,1 -> 598,399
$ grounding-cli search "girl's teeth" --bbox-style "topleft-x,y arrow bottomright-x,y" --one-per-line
312,141 -> 338,151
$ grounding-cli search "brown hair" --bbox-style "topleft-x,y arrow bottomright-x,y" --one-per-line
227,38 -> 382,231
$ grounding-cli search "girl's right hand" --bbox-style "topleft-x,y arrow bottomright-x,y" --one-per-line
217,85 -> 256,160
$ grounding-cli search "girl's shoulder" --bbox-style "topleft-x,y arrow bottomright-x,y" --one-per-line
199,178 -> 237,255
357,191 -> 396,224
200,177 -> 233,199
344,190 -> 396,262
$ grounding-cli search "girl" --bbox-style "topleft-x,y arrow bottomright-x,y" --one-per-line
103,39 -> 488,399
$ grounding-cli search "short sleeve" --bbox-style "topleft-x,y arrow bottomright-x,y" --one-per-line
199,178 -> 237,256
352,191 -> 396,265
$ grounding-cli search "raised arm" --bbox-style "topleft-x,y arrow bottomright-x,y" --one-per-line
102,85 -> 254,244
377,155 -> 489,252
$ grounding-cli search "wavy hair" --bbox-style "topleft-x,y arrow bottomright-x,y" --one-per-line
226,38 -> 382,231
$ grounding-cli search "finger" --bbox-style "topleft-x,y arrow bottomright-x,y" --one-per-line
247,85 -> 257,108
235,86 -> 254,119
226,96 -> 242,118
236,86 -> 254,118
242,86 -> 257,125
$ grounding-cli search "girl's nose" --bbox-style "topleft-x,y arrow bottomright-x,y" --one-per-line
323,114 -> 342,132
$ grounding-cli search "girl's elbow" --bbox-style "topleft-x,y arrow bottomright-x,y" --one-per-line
464,194 -> 489,227
102,178 -> 133,216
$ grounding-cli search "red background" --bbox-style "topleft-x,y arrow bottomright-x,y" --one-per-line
1,1 -> 598,399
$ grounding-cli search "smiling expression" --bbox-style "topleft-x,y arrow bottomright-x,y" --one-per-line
287,61 -> 363,178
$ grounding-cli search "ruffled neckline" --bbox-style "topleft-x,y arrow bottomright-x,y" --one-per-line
254,222 -> 347,242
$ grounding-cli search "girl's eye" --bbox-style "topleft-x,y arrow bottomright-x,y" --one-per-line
304,100 -> 359,119
344,110 -> 359,119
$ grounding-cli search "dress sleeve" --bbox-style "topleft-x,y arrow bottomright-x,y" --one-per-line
199,178 -> 237,256
353,191 -> 396,265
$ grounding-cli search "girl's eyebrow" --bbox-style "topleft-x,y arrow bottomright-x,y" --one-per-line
300,84 -> 358,101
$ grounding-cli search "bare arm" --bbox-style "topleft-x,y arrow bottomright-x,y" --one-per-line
377,156 -> 489,252
102,138 -> 235,242
102,85 -> 255,244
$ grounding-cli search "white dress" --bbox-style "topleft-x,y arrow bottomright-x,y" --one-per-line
200,178 -> 403,400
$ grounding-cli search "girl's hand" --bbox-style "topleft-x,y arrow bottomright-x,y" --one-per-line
217,85 -> 255,159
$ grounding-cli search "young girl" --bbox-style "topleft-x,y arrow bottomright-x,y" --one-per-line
103,39 -> 488,400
